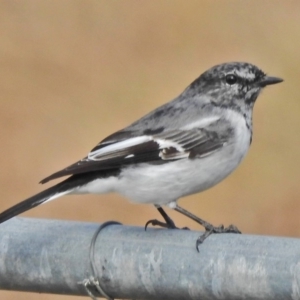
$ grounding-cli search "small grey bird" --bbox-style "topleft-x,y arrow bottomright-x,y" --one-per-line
0,62 -> 282,249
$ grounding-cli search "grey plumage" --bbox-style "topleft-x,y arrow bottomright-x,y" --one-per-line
0,62 -> 283,247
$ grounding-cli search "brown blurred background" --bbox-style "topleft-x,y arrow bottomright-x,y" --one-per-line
0,1 -> 299,299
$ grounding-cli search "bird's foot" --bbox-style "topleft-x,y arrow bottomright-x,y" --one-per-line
145,205 -> 189,230
145,218 -> 176,229
196,224 -> 241,251
145,218 -> 189,230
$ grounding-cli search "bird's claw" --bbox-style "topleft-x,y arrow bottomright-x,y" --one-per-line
145,219 -> 189,230
196,224 -> 241,252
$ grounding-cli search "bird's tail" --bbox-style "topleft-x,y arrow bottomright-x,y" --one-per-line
0,169 -> 120,224
0,179 -> 74,224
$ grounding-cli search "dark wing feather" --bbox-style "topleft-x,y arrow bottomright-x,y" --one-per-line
40,129 -> 226,184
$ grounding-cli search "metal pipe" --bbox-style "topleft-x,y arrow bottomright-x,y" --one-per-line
0,217 -> 299,300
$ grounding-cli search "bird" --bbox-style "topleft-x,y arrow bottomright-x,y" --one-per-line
0,62 -> 283,249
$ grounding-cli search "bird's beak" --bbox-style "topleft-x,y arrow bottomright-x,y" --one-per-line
259,76 -> 283,87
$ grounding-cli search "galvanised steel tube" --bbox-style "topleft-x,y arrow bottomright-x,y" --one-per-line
0,217 -> 299,300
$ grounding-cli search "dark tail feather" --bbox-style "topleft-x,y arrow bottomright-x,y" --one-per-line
0,182 -> 70,224
0,169 -> 121,224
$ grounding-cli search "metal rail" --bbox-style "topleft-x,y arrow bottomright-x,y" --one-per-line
0,217 -> 299,300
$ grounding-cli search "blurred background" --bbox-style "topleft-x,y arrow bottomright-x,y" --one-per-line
0,1 -> 299,299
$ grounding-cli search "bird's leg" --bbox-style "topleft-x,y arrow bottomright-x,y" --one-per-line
172,204 -> 241,251
145,205 -> 189,230
145,205 -> 178,229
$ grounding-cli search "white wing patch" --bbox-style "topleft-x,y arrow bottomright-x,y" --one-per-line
156,138 -> 188,160
87,126 -> 222,163
155,138 -> 185,152
88,136 -> 152,161
87,134 -> 188,162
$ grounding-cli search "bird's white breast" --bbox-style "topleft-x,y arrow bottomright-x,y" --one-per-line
115,109 -> 251,205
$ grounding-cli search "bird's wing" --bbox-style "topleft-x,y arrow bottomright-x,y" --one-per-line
40,128 -> 227,184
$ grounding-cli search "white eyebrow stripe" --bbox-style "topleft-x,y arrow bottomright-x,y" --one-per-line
181,116 -> 220,130
234,70 -> 255,80
88,136 -> 152,160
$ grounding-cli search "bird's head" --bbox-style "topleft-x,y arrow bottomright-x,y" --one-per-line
187,62 -> 283,107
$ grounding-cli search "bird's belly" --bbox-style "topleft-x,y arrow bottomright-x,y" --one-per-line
116,141 -> 249,205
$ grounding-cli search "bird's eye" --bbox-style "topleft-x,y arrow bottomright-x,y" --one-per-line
225,74 -> 238,85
